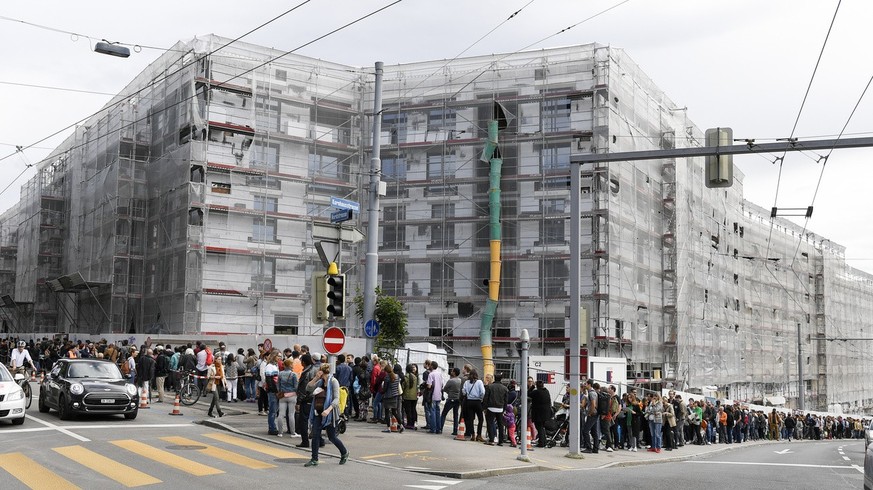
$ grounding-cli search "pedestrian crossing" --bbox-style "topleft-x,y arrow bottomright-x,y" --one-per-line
0,432 -> 308,489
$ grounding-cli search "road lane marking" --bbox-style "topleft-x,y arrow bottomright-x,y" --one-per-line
405,486 -> 445,490
687,461 -> 859,470
368,460 -> 390,464
0,423 -> 192,435
160,436 -> 276,469
111,440 -> 224,476
853,464 -> 864,474
203,432 -> 307,459
421,481 -> 462,485
403,450 -> 431,455
53,445 -> 161,487
362,452 -> 399,459
0,452 -> 80,490
25,414 -> 90,442
842,456 -> 851,461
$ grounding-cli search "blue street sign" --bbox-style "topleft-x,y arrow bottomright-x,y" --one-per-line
331,209 -> 353,224
331,196 -> 360,212
364,319 -> 380,337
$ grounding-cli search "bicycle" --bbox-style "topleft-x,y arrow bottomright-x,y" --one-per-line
10,366 -> 33,410
177,370 -> 202,406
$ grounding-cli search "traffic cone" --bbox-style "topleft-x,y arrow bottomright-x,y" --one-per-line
390,415 -> 400,432
455,417 -> 466,440
139,387 -> 150,409
525,429 -> 533,450
169,393 -> 183,416
39,371 -> 44,383
30,370 -> 36,382
367,404 -> 374,422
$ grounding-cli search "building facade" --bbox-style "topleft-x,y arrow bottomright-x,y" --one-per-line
2,36 -> 871,412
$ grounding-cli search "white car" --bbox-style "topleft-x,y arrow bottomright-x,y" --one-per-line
0,363 -> 27,425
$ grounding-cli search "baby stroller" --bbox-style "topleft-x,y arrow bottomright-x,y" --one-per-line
546,406 -> 570,448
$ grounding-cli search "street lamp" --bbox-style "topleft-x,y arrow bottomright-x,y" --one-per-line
94,41 -> 130,58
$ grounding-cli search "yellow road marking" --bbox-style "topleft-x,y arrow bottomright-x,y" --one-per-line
53,445 -> 161,487
0,452 -> 80,490
361,452 -> 398,459
160,436 -> 276,469
203,432 -> 307,459
111,440 -> 224,476
402,450 -> 431,455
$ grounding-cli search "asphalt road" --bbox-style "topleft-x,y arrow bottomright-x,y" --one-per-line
482,439 -> 867,489
0,384 -> 459,490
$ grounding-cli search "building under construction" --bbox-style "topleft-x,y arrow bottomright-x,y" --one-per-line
2,36 -> 871,413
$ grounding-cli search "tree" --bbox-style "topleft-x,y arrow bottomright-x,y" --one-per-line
354,287 -> 408,363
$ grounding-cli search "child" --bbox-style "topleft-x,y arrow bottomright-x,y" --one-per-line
504,403 -> 517,447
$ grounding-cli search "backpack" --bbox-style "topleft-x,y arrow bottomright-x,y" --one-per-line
205,348 -> 214,366
597,391 -> 610,416
338,386 -> 349,412
120,358 -> 130,376
250,361 -> 262,381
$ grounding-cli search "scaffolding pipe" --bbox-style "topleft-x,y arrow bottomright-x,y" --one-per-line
478,119 -> 501,377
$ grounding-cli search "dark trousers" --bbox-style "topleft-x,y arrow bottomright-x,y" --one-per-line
349,388 -> 359,418
403,399 -> 418,428
534,419 -> 547,447
310,415 -> 347,461
258,387 -> 268,412
297,400 -> 312,444
440,399 -> 460,434
463,399 -> 484,438
485,410 -> 506,444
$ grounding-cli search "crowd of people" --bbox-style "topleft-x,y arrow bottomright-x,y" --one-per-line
3,336 -> 870,459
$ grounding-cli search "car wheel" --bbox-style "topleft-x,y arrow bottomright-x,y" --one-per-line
124,408 -> 138,420
11,416 -> 24,425
58,395 -> 72,421
38,392 -> 50,413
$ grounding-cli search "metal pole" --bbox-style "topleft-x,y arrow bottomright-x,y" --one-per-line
797,323 -> 804,411
567,161 -> 582,459
363,61 -> 384,354
517,328 -> 531,462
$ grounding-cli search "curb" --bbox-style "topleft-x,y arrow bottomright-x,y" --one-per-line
200,418 -> 343,460
413,464 -> 552,479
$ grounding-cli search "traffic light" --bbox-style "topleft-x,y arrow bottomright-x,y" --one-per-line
705,127 -> 733,188
312,275 -> 328,324
327,273 -> 345,319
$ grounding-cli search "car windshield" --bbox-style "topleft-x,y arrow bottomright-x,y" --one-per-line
66,362 -> 123,380
0,364 -> 12,382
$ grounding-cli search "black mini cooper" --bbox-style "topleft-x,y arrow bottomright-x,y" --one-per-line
38,358 -> 139,420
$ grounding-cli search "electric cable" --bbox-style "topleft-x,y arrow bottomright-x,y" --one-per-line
764,0 -> 841,261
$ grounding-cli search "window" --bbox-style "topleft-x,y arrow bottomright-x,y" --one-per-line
430,203 -> 455,248
539,218 -> 565,245
379,262 -> 406,297
430,262 -> 454,295
255,96 -> 280,132
251,257 -> 276,292
428,108 -> 456,130
540,259 -> 568,297
275,69 -> 287,82
253,195 -> 278,213
542,98 -> 571,132
382,205 -> 406,250
211,182 -> 231,194
309,152 -> 345,180
274,315 -> 298,335
492,318 -> 511,338
382,113 -> 407,144
540,317 -> 565,339
428,318 -> 453,338
542,198 -> 565,214
252,217 -> 278,243
382,157 -> 407,180
541,144 -> 570,172
246,175 -> 281,190
251,142 -> 280,171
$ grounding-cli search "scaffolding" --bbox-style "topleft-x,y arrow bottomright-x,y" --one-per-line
2,37 -> 872,412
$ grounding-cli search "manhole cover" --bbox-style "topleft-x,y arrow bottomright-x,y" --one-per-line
166,445 -> 207,450
354,435 -> 384,439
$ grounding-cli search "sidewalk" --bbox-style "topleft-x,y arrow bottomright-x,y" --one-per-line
198,405 -> 780,478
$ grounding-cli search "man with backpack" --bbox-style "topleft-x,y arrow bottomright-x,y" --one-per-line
597,385 -> 615,452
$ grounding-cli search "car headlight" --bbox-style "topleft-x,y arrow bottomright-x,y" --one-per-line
126,384 -> 137,396
70,383 -> 84,395
7,388 -> 24,401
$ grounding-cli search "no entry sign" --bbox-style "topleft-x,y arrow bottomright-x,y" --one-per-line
322,326 -> 346,355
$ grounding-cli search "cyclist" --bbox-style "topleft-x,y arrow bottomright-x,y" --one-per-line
10,341 -> 36,376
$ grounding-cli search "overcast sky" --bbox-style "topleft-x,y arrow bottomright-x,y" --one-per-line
1,0 -> 871,274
